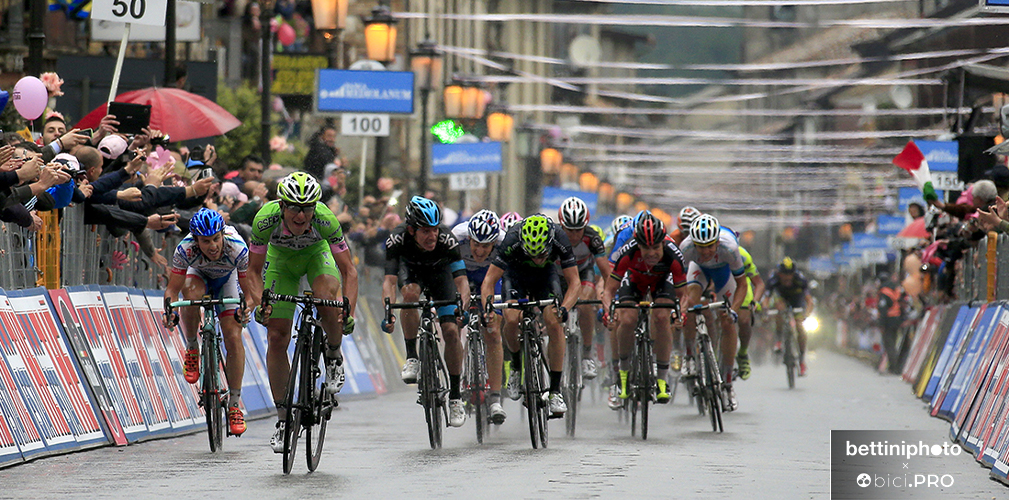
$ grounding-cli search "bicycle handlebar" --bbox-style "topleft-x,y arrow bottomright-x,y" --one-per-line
687,300 -> 729,313
764,307 -> 806,317
575,299 -> 603,306
613,301 -> 678,310
489,298 -> 558,310
170,297 -> 242,308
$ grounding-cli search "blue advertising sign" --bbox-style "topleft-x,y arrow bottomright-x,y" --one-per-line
913,140 -> 958,172
851,233 -> 889,250
431,142 -> 503,174
315,70 -> 414,114
541,187 -> 599,216
897,186 -> 943,214
876,215 -> 905,236
807,256 -> 837,276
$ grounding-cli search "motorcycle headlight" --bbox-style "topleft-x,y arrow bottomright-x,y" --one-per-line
802,315 -> 820,334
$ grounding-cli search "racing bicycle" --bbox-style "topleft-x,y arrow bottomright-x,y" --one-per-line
167,295 -> 243,453
563,299 -> 602,438
463,294 -> 490,444
686,300 -> 730,433
767,307 -> 805,389
613,300 -> 677,440
262,289 -> 349,474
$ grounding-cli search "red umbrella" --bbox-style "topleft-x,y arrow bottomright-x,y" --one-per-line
897,217 -> 930,239
74,87 -> 241,142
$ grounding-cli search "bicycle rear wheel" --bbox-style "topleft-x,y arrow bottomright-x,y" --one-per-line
420,335 -> 443,450
203,334 -> 224,453
282,336 -> 304,474
305,326 -> 329,472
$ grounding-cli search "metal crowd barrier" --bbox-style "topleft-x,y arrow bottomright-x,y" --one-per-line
0,221 -> 39,290
954,232 -> 1009,303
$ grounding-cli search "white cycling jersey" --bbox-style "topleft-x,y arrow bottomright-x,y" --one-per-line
171,225 -> 250,280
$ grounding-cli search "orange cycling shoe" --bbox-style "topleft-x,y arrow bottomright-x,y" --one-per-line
227,407 -> 246,436
183,348 -> 200,384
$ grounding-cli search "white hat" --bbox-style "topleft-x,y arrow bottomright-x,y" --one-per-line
98,135 -> 129,159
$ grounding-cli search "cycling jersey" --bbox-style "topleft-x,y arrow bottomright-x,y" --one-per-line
450,222 -> 502,288
385,224 -> 466,319
679,231 -> 745,303
738,246 -> 759,308
669,227 -> 687,246
608,225 -> 635,264
494,221 -> 576,302
766,269 -> 810,309
571,225 -> 606,273
610,238 -> 687,301
172,225 -> 248,314
249,200 -> 349,255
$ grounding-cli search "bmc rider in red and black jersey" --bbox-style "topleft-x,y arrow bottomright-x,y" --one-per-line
602,212 -> 687,408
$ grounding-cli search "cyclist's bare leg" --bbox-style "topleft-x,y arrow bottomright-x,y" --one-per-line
266,317 -> 294,419
796,323 -> 808,363
484,314 -> 503,394
738,308 -> 753,351
577,284 -> 596,355
681,284 -> 704,358
220,314 -> 245,398
400,284 -> 421,344
441,320 -> 463,376
180,276 -> 207,345
718,311 -> 738,382
615,304 -> 638,371
651,298 -> 675,378
501,306 -> 521,354
542,305 -> 566,372
312,274 -> 345,352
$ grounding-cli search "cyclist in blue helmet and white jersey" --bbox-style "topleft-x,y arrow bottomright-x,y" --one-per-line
163,208 -> 257,437
678,214 -> 747,413
450,209 -> 508,424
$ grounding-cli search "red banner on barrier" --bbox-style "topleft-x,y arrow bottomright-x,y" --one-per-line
7,291 -> 107,448
0,337 -> 40,465
49,289 -> 127,446
66,289 -> 148,440
143,292 -> 206,425
0,294 -> 76,453
129,291 -> 196,431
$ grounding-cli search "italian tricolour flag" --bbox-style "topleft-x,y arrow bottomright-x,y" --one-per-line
892,140 -> 939,202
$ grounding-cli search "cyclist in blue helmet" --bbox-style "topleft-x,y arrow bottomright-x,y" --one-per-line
163,207 -> 257,437
383,196 -> 472,428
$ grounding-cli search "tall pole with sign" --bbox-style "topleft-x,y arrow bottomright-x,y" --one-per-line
92,0 -> 170,103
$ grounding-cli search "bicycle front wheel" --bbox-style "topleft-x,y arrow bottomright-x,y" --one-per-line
304,326 -> 328,472
638,337 -> 654,441
702,342 -> 723,433
564,334 -> 581,438
282,336 -> 304,474
784,325 -> 796,389
420,336 -> 444,450
466,334 -> 487,444
203,336 -> 224,453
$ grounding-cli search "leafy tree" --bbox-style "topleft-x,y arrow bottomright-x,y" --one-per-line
215,82 -> 262,171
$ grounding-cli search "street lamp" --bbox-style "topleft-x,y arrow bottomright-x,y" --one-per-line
443,80 -> 464,119
410,40 -> 442,195
540,148 -> 562,175
486,106 -> 514,142
364,5 -> 398,63
311,0 -> 348,68
579,171 -> 599,192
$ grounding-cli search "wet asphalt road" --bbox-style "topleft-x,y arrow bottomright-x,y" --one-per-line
3,349 -> 1007,499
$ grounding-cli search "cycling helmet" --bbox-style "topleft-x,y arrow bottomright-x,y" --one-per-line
558,197 -> 589,230
467,209 -> 500,243
589,224 -> 604,237
778,256 -> 796,273
678,206 -> 701,231
405,196 -> 442,227
634,212 -> 666,246
689,214 -> 720,246
632,210 -> 649,228
520,215 -> 552,257
500,211 -> 522,231
609,215 -> 633,236
190,208 -> 225,237
277,172 -> 322,204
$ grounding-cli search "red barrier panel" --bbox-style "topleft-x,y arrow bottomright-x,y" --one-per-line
142,291 -> 206,427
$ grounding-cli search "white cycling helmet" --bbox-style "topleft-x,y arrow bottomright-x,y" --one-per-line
678,206 -> 701,231
689,214 -> 720,246
500,212 -> 522,231
467,209 -> 500,243
609,215 -> 632,236
558,197 -> 589,230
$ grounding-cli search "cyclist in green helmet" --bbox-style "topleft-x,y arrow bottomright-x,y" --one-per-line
246,171 -> 359,453
481,214 -> 581,418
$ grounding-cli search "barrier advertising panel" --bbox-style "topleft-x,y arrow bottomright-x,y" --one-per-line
927,305 -> 979,403
143,290 -> 205,426
937,305 -> 999,421
0,290 -> 43,465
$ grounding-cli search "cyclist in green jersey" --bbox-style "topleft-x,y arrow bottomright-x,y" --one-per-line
246,172 -> 358,453
734,246 -> 765,381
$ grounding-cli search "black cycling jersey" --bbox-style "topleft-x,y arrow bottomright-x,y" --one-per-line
766,270 -> 810,308
492,221 -> 577,272
384,224 -> 467,279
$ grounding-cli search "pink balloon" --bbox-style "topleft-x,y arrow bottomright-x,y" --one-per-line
277,23 -> 296,46
13,76 -> 47,121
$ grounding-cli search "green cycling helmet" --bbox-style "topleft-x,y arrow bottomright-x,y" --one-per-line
277,172 -> 322,205
520,215 -> 552,257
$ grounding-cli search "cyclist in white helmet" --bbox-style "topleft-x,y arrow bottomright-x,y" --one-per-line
678,214 -> 747,413
557,197 -> 611,380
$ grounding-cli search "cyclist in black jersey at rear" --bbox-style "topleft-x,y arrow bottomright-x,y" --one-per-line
761,257 -> 813,376
481,214 -> 581,417
382,196 -> 470,428
557,197 -> 612,381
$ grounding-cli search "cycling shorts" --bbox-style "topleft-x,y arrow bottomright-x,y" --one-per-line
263,241 -> 341,320
615,272 -> 678,303
503,264 -> 561,302
398,262 -> 459,321
560,267 -> 596,297
185,268 -> 240,316
686,261 -> 739,305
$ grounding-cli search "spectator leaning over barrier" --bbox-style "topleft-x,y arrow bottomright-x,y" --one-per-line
0,145 -> 69,230
930,179 -> 998,222
38,113 -> 120,163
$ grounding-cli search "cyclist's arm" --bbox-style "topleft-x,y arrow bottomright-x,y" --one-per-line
455,275 -> 470,312
164,271 -> 185,307
804,292 -> 814,317
382,274 -> 398,305
560,265 -> 581,311
602,274 -> 620,309
482,264 -> 505,310
731,274 -> 747,312
594,255 -> 612,281
750,273 -> 766,304
333,247 -> 358,316
238,272 -> 258,314
246,251 -> 266,308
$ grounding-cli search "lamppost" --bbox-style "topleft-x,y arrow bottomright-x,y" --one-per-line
486,106 -> 514,143
260,0 -> 274,165
364,5 -> 398,63
410,40 -> 442,196
311,0 -> 348,68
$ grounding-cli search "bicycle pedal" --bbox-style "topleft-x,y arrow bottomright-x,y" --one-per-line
547,413 -> 563,420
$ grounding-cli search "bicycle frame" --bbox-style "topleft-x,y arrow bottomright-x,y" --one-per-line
262,289 -> 348,474
613,301 -> 676,440
563,299 -> 601,438
687,300 -> 728,433
386,294 -> 461,450
465,295 -> 489,444
767,306 -> 804,389
169,296 -> 242,453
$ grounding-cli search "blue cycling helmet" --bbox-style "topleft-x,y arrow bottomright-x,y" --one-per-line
406,196 -> 442,227
190,208 -> 225,237
632,209 -> 651,229
468,209 -> 500,243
